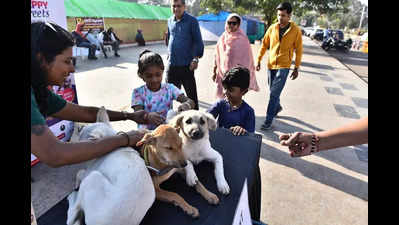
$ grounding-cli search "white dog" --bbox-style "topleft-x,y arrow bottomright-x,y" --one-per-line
67,107 -> 155,225
168,110 -> 230,195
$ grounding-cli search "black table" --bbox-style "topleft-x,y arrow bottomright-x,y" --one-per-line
38,128 -> 262,225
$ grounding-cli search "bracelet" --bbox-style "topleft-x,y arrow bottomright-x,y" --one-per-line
121,111 -> 128,120
310,134 -> 320,154
143,112 -> 149,123
117,131 -> 130,147
192,58 -> 199,63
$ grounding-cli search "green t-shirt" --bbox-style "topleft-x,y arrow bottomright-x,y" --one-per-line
31,87 -> 67,126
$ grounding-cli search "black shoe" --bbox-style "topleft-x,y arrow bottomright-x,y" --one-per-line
114,53 -> 120,57
260,122 -> 272,131
104,54 -> 108,58
274,106 -> 283,117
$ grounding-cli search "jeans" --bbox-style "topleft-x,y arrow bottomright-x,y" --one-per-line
77,41 -> 96,58
166,65 -> 199,110
264,68 -> 290,124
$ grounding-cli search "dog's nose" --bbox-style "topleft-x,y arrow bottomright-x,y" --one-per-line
191,130 -> 203,139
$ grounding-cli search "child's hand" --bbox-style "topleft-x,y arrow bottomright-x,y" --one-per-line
230,126 -> 247,136
178,102 -> 191,112
148,112 -> 165,126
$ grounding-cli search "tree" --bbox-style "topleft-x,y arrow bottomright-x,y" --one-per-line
200,0 -> 350,29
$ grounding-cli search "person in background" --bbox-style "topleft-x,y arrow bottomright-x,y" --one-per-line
256,2 -> 303,130
208,66 -> 255,136
279,117 -> 368,157
72,22 -> 98,60
166,0 -> 204,110
135,29 -> 146,46
102,27 -> 122,57
86,28 -> 108,58
213,13 -> 259,100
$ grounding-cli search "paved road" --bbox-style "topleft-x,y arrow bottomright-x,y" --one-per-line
313,39 -> 368,83
32,37 -> 368,224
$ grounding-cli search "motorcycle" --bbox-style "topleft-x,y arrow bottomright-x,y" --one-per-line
322,37 -> 352,53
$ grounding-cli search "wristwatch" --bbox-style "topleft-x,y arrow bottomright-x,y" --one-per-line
192,58 -> 199,63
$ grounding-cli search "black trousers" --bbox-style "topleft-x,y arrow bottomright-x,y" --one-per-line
166,65 -> 199,110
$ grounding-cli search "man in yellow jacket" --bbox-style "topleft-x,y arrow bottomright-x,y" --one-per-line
256,2 -> 303,130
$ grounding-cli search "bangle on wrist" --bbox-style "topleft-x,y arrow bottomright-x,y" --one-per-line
121,111 -> 128,120
143,112 -> 149,123
310,134 -> 320,154
117,131 -> 130,147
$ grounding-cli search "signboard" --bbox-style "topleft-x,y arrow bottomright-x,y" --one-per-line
75,17 -> 105,33
31,0 -> 78,166
232,179 -> 252,225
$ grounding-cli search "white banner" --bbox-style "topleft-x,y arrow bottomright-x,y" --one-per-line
31,0 -> 78,166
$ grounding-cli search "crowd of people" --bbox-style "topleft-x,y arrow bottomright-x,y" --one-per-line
31,0 -> 367,223
72,22 -> 124,60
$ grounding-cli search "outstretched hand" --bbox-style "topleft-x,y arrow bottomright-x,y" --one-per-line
279,132 -> 314,157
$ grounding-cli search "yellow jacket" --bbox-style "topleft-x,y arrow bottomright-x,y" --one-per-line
256,21 -> 303,69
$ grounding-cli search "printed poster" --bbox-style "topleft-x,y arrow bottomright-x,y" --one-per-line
31,0 -> 78,166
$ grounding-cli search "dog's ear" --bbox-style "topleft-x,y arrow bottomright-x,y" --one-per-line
136,133 -> 157,146
169,113 -> 184,129
204,112 -> 217,130
96,106 -> 110,123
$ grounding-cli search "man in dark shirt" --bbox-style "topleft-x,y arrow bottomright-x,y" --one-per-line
166,0 -> 204,110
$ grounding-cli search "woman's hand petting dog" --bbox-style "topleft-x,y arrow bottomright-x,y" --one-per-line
126,129 -> 148,147
230,126 -> 247,136
177,102 -> 191,112
148,112 -> 165,126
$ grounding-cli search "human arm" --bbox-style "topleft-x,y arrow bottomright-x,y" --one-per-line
165,28 -> 170,46
256,29 -> 270,71
176,94 -> 195,112
230,107 -> 255,136
52,102 -> 148,124
31,124 -> 146,167
279,117 -> 368,157
132,105 -> 165,126
290,28 -> 303,80
189,19 -> 204,71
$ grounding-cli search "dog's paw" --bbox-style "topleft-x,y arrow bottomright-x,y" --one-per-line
205,192 -> 219,205
184,205 -> 200,218
217,179 -> 230,195
186,173 -> 198,187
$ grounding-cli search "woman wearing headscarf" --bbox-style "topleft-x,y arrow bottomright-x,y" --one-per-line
213,13 -> 259,99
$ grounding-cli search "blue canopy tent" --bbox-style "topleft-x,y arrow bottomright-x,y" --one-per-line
197,11 -> 248,42
243,16 -> 266,43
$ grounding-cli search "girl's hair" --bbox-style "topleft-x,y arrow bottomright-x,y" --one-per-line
31,21 -> 75,116
137,50 -> 164,76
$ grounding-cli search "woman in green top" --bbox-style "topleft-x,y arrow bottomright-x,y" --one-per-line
31,22 -> 149,167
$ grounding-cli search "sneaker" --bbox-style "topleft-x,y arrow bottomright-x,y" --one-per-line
114,53 -> 120,57
260,122 -> 272,131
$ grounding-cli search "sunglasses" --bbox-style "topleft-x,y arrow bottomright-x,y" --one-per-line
32,21 -> 58,51
172,4 -> 183,8
227,21 -> 238,26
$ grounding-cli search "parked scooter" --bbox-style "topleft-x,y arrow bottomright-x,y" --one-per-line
322,36 -> 353,53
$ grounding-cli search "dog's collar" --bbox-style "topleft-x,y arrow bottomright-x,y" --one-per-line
141,144 -> 175,176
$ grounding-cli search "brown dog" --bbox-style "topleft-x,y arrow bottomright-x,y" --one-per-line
136,124 -> 219,218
